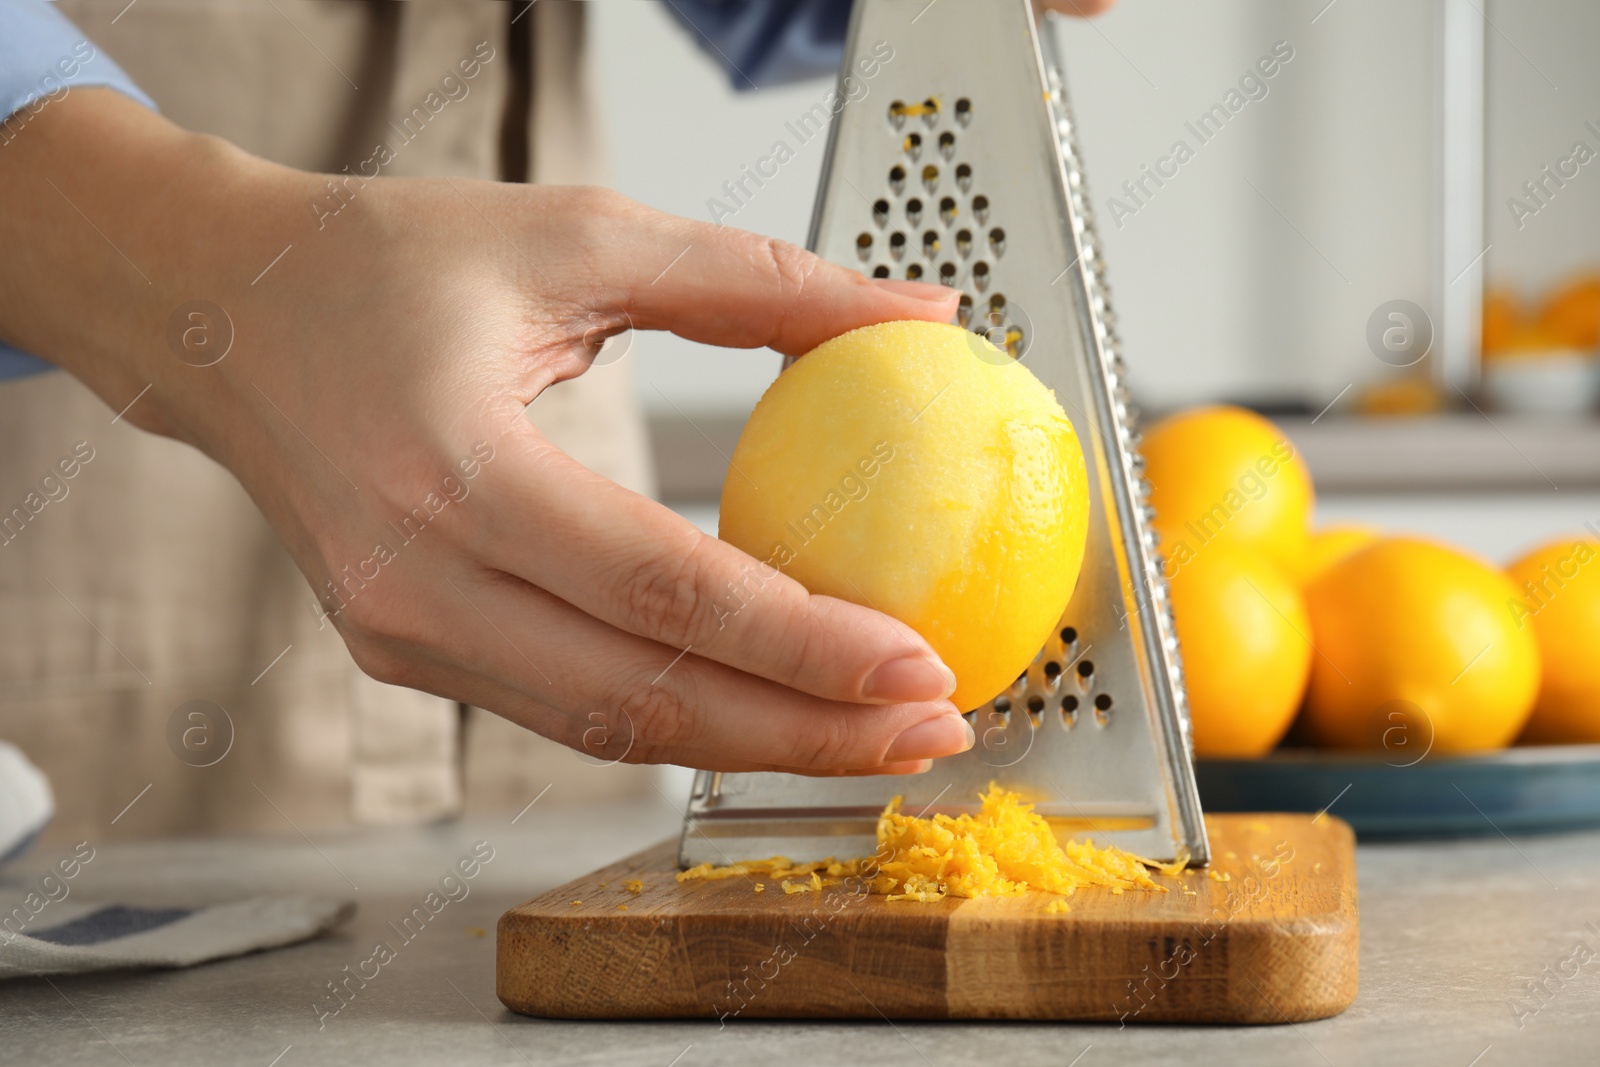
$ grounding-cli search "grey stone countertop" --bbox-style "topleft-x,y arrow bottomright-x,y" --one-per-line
3,797 -> 1599,1066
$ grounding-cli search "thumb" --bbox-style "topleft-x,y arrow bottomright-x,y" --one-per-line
587,199 -> 960,356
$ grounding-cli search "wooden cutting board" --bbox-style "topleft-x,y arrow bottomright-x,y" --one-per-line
497,813 -> 1357,1024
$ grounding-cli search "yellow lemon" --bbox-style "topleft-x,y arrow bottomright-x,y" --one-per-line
719,321 -> 1089,712
1507,537 -> 1600,743
1142,406 -> 1313,576
1303,538 -> 1540,753
1168,547 -> 1311,757
1293,525 -> 1382,586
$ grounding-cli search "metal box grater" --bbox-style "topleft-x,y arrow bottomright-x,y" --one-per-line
680,0 -> 1209,867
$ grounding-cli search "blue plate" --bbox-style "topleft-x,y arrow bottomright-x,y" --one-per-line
1196,745 -> 1600,839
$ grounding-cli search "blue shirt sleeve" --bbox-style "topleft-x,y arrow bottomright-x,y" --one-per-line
664,0 -> 852,90
1,0 -> 157,380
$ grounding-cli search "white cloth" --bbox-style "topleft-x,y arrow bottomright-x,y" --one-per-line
0,742 -> 52,866
0,895 -> 354,978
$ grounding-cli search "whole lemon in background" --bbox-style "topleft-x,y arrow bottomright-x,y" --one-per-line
1293,525 -> 1381,587
719,321 -> 1090,713
1506,537 -> 1600,743
1302,538 -> 1540,753
1142,406 -> 1313,576
1168,546 -> 1312,757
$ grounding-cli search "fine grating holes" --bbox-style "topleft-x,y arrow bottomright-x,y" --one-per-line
906,263 -> 924,280
956,229 -> 973,257
955,163 -> 973,192
904,131 -> 922,158
972,195 -> 990,223
938,131 -> 956,158
955,97 -> 972,124
993,695 -> 1012,721
1043,660 -> 1062,681
872,265 -> 890,279
889,165 -> 906,195
957,293 -> 973,327
888,231 -> 907,259
922,164 -> 940,192
1060,626 -> 1078,646
973,261 -> 990,291
989,227 -> 1007,256
872,199 -> 890,227
923,230 -> 940,258
939,196 -> 958,226
856,233 -> 873,261
939,262 -> 957,283
1094,693 -> 1113,726
921,97 -> 941,125
888,100 -> 907,127
906,198 -> 924,226
1077,659 -> 1095,681
990,293 -> 1007,316
1060,694 -> 1079,726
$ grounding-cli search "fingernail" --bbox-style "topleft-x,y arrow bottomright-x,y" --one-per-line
862,656 -> 958,702
885,715 -> 975,763
872,278 -> 960,302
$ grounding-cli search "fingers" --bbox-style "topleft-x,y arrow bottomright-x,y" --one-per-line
395,567 -> 972,773
476,426 -> 958,707
565,191 -> 960,356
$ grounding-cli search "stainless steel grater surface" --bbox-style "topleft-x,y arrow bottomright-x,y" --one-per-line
681,0 -> 1208,867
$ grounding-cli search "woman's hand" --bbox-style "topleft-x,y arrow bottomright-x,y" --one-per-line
0,89 -> 977,775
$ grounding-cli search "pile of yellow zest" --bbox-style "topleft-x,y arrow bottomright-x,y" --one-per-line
676,785 -> 1171,906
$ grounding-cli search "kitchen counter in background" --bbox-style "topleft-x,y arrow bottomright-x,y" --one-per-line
3,799 -> 1598,1066
654,413 -> 1600,562
651,413 -> 1600,500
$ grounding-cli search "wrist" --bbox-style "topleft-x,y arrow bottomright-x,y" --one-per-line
0,88 -> 308,448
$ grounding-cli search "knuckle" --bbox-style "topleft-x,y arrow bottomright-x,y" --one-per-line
760,237 -> 818,301
616,681 -> 697,752
616,536 -> 719,648
788,711 -> 861,770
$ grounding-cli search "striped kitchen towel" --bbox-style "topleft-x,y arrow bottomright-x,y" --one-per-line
0,895 -> 356,978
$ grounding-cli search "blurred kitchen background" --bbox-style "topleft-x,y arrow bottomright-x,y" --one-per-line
595,0 -> 1600,567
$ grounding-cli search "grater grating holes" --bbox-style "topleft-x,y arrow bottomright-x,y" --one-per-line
906,263 -> 923,280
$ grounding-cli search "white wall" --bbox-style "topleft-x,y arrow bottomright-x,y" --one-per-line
1483,1 -> 1600,299
594,0 -> 1451,418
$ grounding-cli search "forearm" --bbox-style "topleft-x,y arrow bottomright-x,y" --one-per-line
0,88 -> 301,442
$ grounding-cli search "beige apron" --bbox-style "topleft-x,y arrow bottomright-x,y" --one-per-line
0,0 -> 656,843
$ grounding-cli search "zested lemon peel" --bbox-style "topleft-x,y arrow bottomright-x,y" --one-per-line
677,785 -> 1173,908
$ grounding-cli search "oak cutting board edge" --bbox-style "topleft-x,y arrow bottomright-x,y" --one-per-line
497,813 -> 1358,1023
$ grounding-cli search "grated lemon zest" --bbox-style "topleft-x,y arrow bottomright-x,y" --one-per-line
623,879 -> 646,894
677,785 -> 1172,904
